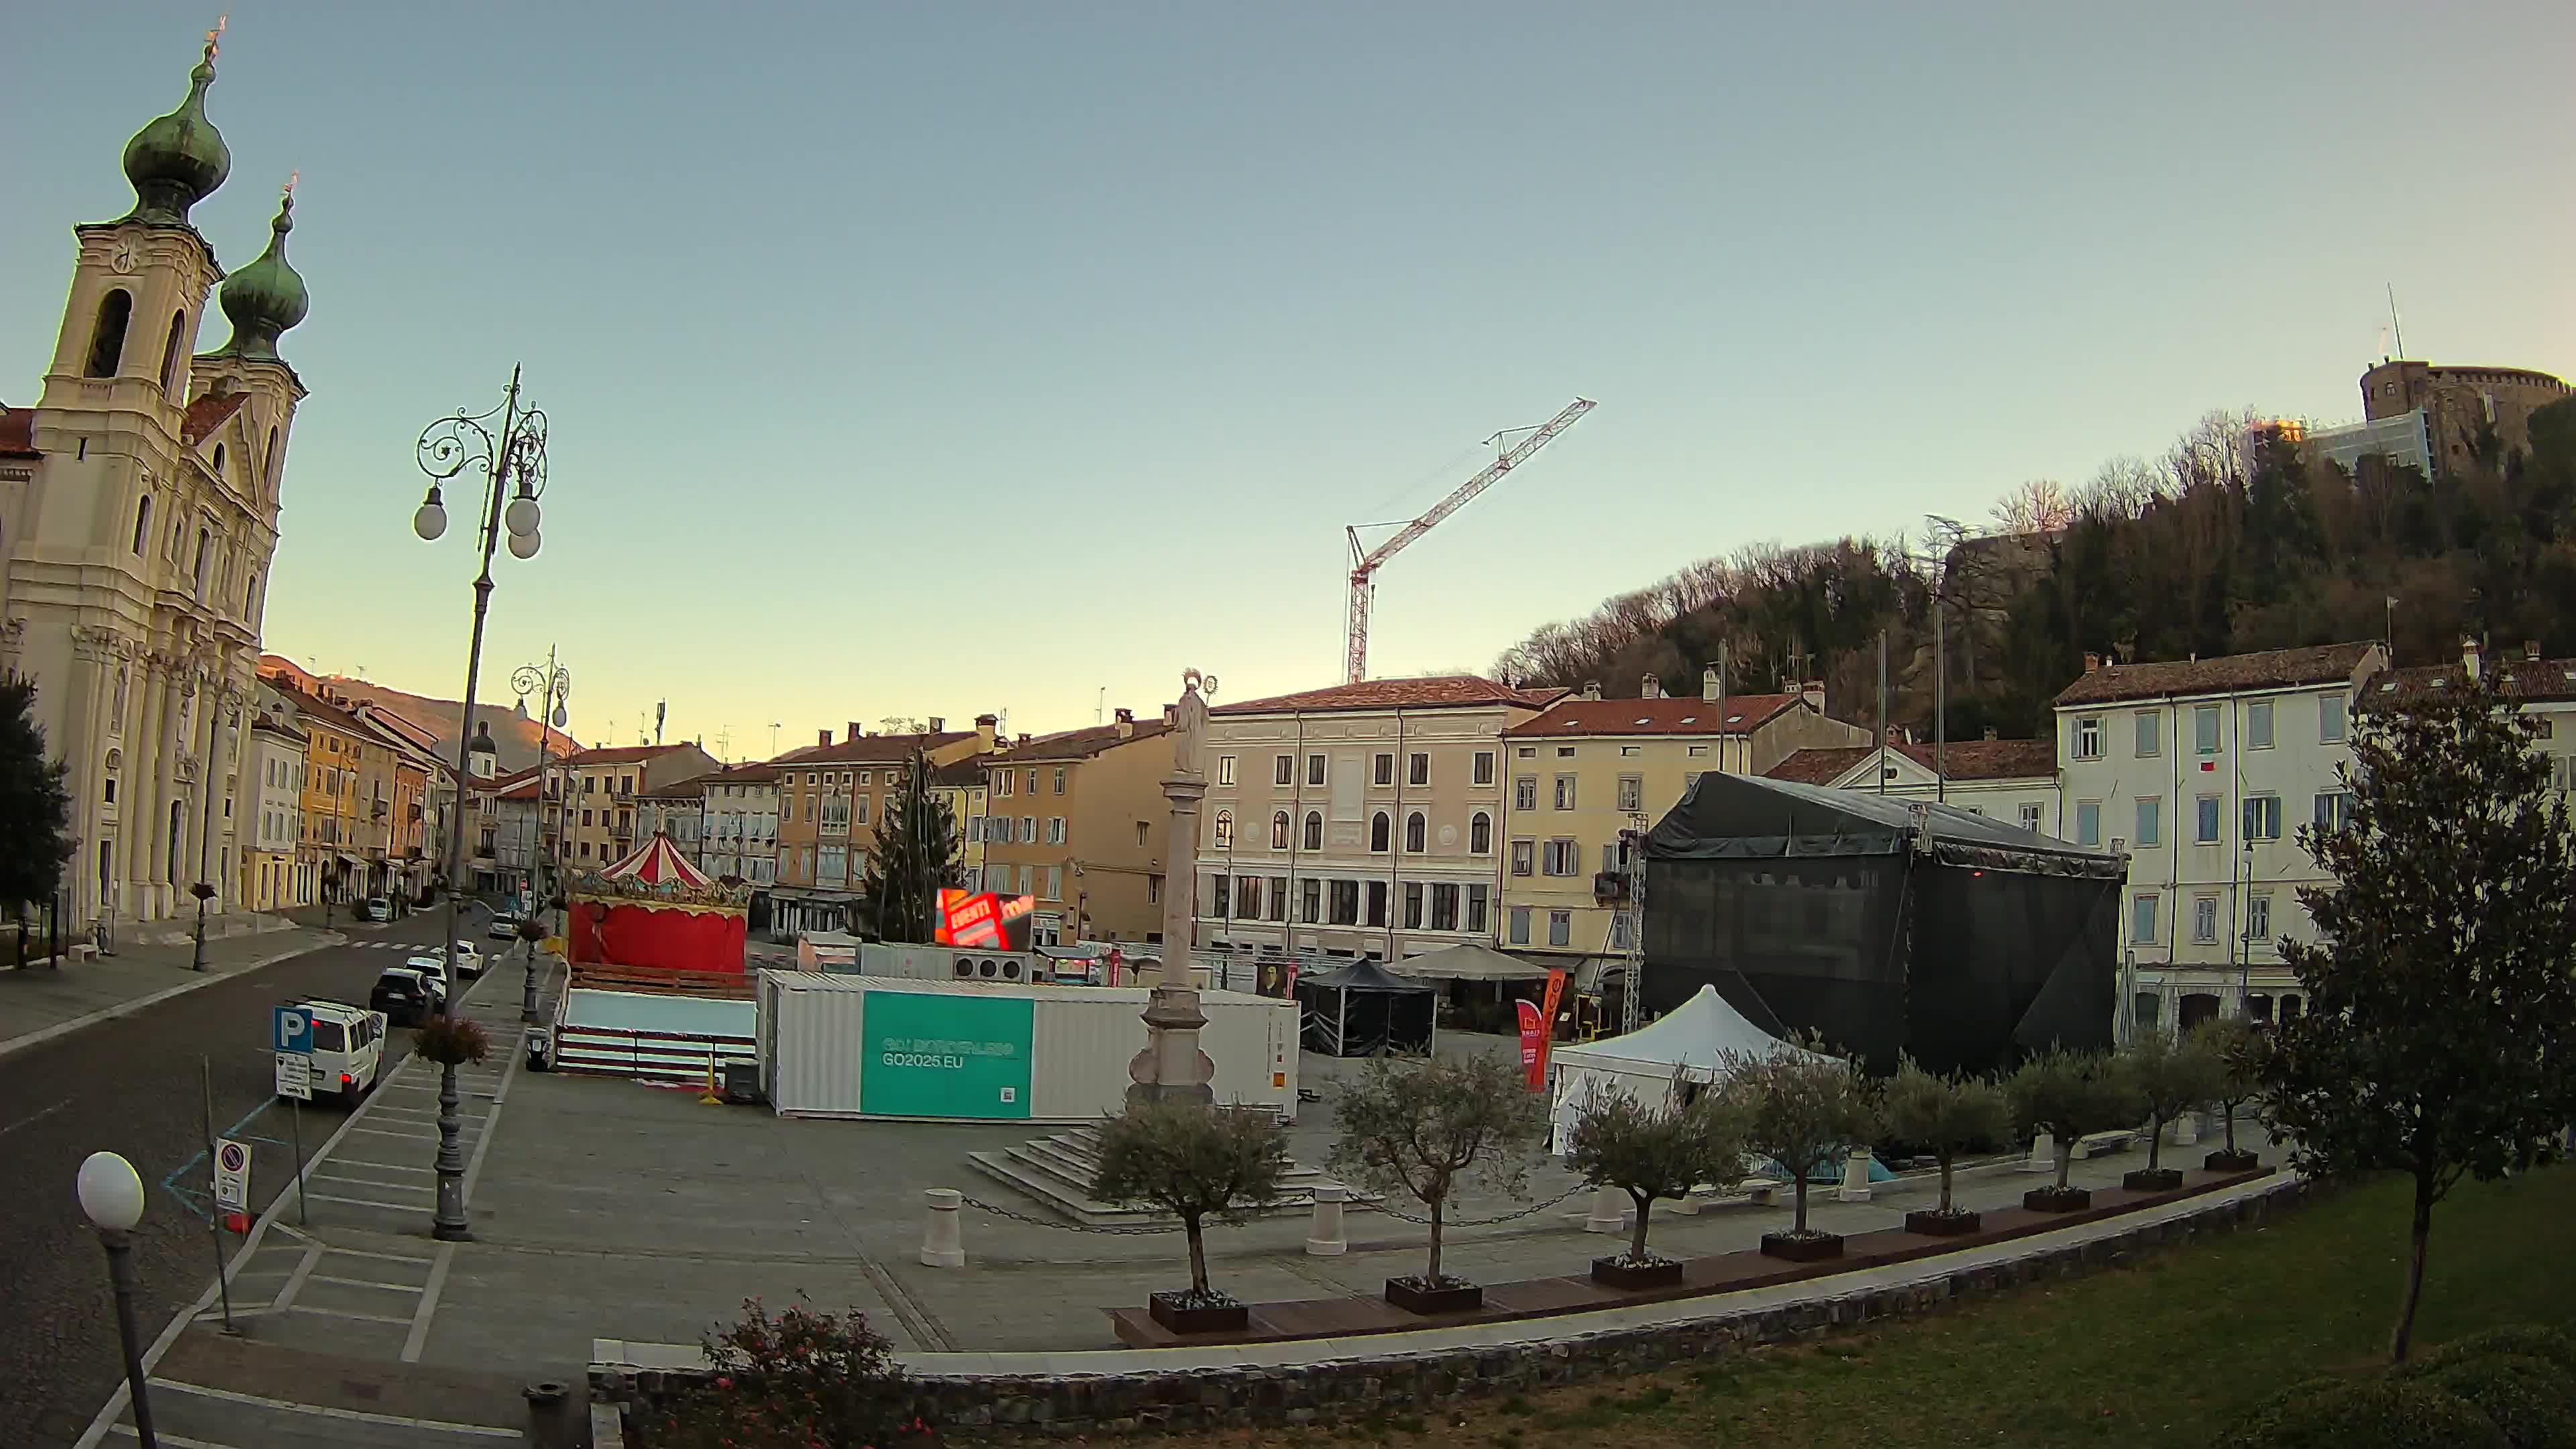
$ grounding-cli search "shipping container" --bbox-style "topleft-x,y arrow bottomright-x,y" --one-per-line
757,971 -> 1297,1122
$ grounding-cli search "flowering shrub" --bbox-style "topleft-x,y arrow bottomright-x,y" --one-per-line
652,1298 -> 928,1448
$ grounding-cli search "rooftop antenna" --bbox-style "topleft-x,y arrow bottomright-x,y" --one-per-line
768,722 -> 780,757
715,727 -> 731,761
2387,284 -> 2406,360
654,698 -> 667,746
1096,687 -> 1106,724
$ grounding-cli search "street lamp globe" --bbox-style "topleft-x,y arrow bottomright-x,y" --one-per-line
76,1151 -> 145,1233
506,529 -> 541,560
413,488 -> 448,541
504,493 -> 541,539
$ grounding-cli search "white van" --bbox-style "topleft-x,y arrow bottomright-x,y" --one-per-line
289,999 -> 388,1108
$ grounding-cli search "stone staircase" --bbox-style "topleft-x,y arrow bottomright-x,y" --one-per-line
967,1125 -> 1373,1226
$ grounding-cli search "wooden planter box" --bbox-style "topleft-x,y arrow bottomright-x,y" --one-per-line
1383,1277 -> 1483,1315
1147,1292 -> 1248,1335
2123,1168 -> 2184,1192
1904,1209 -> 1982,1236
1759,1230 -> 1844,1263
2204,1148 -> 2261,1173
1590,1255 -> 1685,1290
2023,1186 -> 2092,1213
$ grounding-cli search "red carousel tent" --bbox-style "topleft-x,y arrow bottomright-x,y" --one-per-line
566,830 -> 749,975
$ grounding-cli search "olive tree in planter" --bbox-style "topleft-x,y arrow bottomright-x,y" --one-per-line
2194,1017 -> 2266,1172
2121,1028 -> 2224,1191
1720,1038 -> 1878,1263
1090,1101 -> 1291,1334
2006,1047 -> 2140,1212
1328,1052 -> 1546,1314
1564,1073 -> 1748,1289
1882,1057 -> 2011,1236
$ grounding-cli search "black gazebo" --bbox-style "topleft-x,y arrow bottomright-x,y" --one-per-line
1296,958 -> 1438,1057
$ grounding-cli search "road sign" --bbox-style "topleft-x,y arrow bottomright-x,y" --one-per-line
213,1138 -> 251,1213
272,1004 -> 313,1055
274,1052 -> 313,1101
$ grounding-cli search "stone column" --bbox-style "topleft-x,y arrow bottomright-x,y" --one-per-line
1126,671 -> 1221,1111
1156,773 -> 1203,987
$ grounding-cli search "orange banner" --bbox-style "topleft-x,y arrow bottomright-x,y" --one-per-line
1529,968 -> 1568,1089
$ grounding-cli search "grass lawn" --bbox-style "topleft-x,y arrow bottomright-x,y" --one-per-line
1150,1166 -> 2576,1449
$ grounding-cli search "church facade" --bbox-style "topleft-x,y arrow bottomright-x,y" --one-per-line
0,32 -> 311,930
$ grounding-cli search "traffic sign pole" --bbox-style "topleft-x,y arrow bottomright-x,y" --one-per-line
200,1056 -> 237,1336
289,1096 -> 307,1226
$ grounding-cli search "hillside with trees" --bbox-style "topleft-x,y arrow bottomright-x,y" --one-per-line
1493,397 -> 2576,741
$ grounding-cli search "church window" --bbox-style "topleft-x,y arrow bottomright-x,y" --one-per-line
159,311 -> 186,393
266,427 -> 280,492
87,289 -> 133,378
195,529 -> 211,592
246,572 -> 258,616
131,494 -> 152,554
211,443 -> 225,479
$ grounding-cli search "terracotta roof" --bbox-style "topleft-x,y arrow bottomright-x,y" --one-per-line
1213,676 -> 1564,716
1504,694 -> 1801,738
2052,643 -> 2379,707
250,710 -> 308,743
992,719 -> 1171,763
569,743 -> 700,767
639,770 -> 719,800
273,684 -> 368,737
930,759 -> 988,788
0,407 -> 36,459
706,761 -> 780,784
180,392 -> 250,445
2365,655 -> 2576,707
771,731 -> 973,766
1766,738 -> 2057,785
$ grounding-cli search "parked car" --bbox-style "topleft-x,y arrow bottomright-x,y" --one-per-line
450,941 -> 485,979
488,911 -> 522,942
369,967 -> 444,1026
403,955 -> 452,994
359,897 -> 392,923
284,999 -> 389,1108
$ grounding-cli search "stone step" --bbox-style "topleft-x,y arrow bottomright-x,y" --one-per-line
967,1139 -> 1375,1228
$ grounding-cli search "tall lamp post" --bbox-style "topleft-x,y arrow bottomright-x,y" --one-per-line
511,653 -> 570,1026
76,1150 -> 158,1448
413,368 -> 548,1244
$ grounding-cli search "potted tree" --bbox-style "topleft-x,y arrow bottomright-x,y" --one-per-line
1882,1057 -> 2011,1236
1721,1037 -> 1878,1263
2006,1047 -> 2139,1212
2121,1028 -> 2223,1191
2195,1017 -> 2265,1173
1328,1053 -> 1545,1314
1564,1073 -> 1746,1289
1090,1101 -> 1291,1334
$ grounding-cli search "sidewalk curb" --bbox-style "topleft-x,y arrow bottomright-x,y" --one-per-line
0,932 -> 348,1065
68,943 -> 510,1448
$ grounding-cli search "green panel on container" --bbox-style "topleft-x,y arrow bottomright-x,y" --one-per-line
860,990 -> 1036,1119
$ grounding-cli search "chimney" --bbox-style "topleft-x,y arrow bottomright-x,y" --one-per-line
1801,680 -> 1825,712
1701,666 -> 1721,702
1581,680 -> 1602,701
818,728 -> 833,747
1640,673 -> 1662,699
1114,707 -> 1134,739
1984,726 -> 1999,741
975,713 -> 998,751
848,720 -> 865,742
928,716 -> 946,733
2462,635 -> 2481,681
1017,733 -> 1031,747
2526,641 -> 2542,663
2083,652 -> 2101,674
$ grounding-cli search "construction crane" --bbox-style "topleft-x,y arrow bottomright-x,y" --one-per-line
1342,397 -> 1596,684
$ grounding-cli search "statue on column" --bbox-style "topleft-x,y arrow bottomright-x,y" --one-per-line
1131,667 -> 1220,1108
1171,667 -> 1212,778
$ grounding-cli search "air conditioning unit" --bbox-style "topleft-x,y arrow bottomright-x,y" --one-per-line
861,943 -> 1037,984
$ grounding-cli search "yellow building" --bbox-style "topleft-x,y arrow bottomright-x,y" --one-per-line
1498,672 -> 1868,969
930,758 -> 990,892
977,710 -> 1171,946
564,743 -> 718,871
275,686 -> 367,906
771,718 -> 992,937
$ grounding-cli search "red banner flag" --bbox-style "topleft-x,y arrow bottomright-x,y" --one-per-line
1516,998 -> 1544,1085
1531,969 -> 1569,1089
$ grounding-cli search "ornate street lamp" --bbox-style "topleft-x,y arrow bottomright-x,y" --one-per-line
77,1151 -> 158,1447
511,652 -> 570,1026
412,366 -> 549,1242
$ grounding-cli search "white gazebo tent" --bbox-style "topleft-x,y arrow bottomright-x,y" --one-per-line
1546,984 -> 1831,1151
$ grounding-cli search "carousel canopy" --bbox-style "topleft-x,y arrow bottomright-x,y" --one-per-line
600,830 -> 712,888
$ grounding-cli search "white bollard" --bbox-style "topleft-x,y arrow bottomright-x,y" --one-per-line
1837,1146 -> 1873,1203
2171,1112 -> 2200,1147
1304,1184 -> 1348,1256
2023,1132 -> 2057,1173
919,1187 -> 965,1268
1667,1186 -> 1703,1217
1584,1185 -> 1627,1234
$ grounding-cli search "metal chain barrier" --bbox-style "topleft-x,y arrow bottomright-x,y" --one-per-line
1371,1183 -> 1586,1228
955,1193 -> 1189,1236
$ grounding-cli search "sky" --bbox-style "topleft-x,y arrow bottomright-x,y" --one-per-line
6,3 -> 2571,760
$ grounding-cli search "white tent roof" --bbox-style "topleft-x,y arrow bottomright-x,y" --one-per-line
1552,985 -> 1827,1075
1385,943 -> 1550,982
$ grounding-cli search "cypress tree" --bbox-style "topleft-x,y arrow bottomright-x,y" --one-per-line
861,750 -> 961,943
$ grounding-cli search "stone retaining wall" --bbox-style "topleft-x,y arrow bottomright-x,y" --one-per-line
595,1177 -> 2314,1439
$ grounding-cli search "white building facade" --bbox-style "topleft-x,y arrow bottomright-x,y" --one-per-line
700,762 -> 780,888
2053,643 -> 2386,1036
241,710 -> 305,911
1766,736 -> 2061,838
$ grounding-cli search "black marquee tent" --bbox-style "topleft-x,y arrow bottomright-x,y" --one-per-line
1296,959 -> 1438,1057
1642,772 -> 2122,1077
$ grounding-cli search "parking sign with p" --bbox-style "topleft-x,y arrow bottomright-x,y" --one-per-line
273,1004 -> 312,1055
